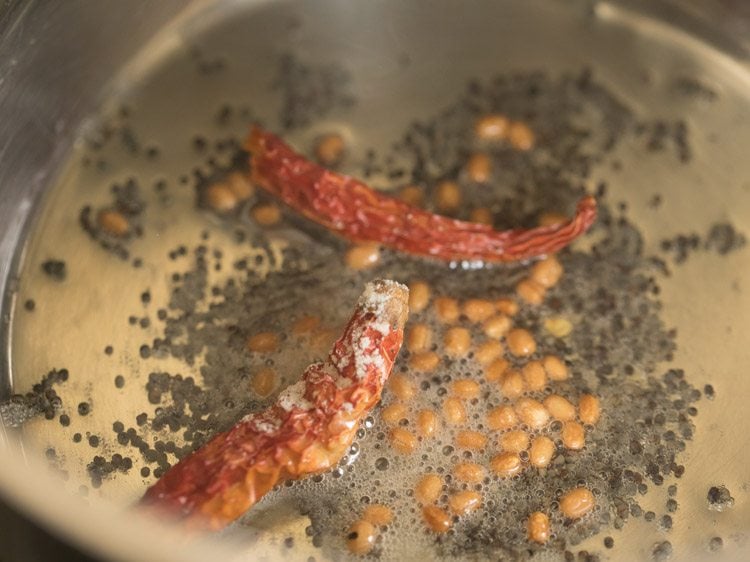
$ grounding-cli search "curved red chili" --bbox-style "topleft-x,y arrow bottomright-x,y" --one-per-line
141,279 -> 408,530
246,127 -> 597,263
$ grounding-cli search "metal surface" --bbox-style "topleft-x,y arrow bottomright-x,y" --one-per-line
0,1 -> 242,559
0,0 -> 198,436
1,0 -> 750,560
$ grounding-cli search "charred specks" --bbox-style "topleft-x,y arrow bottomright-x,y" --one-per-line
188,46 -> 227,76
707,485 -> 734,511
704,384 -> 715,400
274,53 -> 355,131
0,368 -> 68,427
660,222 -> 746,265
41,260 -> 66,281
87,453 -> 133,488
671,77 -> 719,102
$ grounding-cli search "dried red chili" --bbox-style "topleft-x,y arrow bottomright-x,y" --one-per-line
141,280 -> 408,531
246,127 -> 597,263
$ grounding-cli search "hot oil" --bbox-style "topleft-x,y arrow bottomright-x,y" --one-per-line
4,1 -> 750,561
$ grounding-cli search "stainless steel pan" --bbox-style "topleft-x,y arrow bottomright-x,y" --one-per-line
1,1 -> 749,560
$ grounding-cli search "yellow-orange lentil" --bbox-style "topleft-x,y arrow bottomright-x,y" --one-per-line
544,395 -> 576,421
246,332 -> 279,353
452,379 -> 480,399
578,394 -> 601,425
251,203 -> 281,226
399,185 -> 425,206
292,315 -> 320,334
466,152 -> 492,183
443,327 -> 472,357
485,358 -> 510,382
527,511 -> 551,544
561,421 -> 586,450
516,278 -> 546,306
417,409 -> 439,438
560,487 -> 595,519
422,505 -> 452,533
508,121 -> 535,151
529,435 -> 556,468
97,209 -> 130,237
315,133 -> 345,166
496,298 -> 519,316
250,367 -> 277,397
542,355 -> 569,381
501,429 -> 530,453
434,297 -> 460,323
469,207 -> 493,225
345,243 -> 381,270
490,452 -> 523,477
434,180 -> 462,213
544,316 -> 573,338
531,256 -> 563,288
410,351 -> 440,372
474,340 -> 504,366
408,280 -> 431,313
482,314 -> 512,339
226,172 -> 254,201
415,474 -> 443,504
506,328 -> 537,357
443,397 -> 467,425
522,361 -> 547,392
500,370 -> 525,399
448,491 -> 482,516
475,113 -> 509,141
407,323 -> 432,353
205,182 -> 238,212
487,405 -> 518,431
453,462 -> 485,484
390,427 -> 418,454
389,374 -> 416,402
455,430 -> 488,450
346,520 -> 376,555
381,403 -> 408,426
514,397 -> 550,430
463,299 -> 496,323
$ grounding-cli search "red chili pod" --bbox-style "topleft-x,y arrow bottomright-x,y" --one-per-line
141,280 -> 408,530
246,126 -> 597,263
